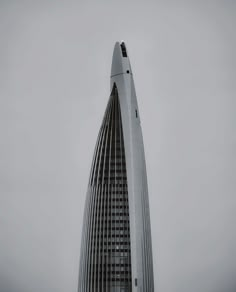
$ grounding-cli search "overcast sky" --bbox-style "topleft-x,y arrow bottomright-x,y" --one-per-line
0,1 -> 235,292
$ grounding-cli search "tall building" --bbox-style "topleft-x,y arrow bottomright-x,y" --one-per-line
78,42 -> 154,292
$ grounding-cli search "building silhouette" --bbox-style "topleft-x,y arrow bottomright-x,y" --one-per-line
78,42 -> 154,292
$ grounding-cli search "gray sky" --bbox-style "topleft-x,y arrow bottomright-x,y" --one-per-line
0,1 -> 235,292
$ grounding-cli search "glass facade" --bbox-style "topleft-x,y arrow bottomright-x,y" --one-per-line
79,41 -> 154,292
82,84 -> 132,291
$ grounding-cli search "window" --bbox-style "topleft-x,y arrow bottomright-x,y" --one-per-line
120,42 -> 127,57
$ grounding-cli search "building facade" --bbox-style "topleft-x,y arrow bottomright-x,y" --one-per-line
78,42 -> 154,292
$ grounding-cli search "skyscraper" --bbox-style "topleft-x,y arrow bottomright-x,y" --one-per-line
78,42 -> 154,292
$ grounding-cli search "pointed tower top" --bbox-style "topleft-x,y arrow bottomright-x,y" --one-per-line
111,41 -> 132,77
